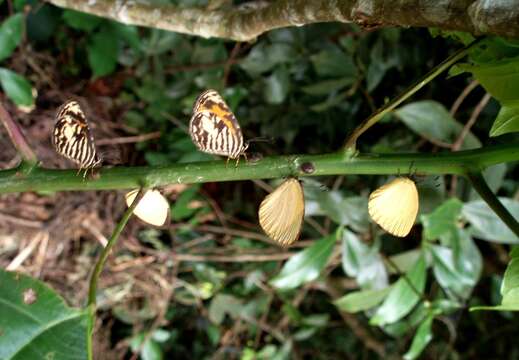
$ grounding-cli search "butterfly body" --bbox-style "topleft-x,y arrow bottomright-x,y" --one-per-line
189,90 -> 247,161
259,178 -> 305,247
53,100 -> 101,174
368,177 -> 419,237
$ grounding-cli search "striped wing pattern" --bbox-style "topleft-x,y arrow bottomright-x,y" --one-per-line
53,100 -> 100,170
259,179 -> 305,247
189,89 -> 245,159
368,177 -> 419,237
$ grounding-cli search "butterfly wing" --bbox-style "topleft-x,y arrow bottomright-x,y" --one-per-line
368,177 -> 419,237
259,179 -> 305,246
189,89 -> 245,159
53,100 -> 100,169
125,189 -> 170,226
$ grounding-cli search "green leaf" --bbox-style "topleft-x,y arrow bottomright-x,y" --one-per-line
62,10 -> 102,32
370,254 -> 426,326
490,100 -> 519,136
0,67 -> 35,107
270,234 -> 336,290
403,314 -> 434,360
421,198 -> 463,241
0,268 -> 89,359
462,198 -> 519,243
130,333 -> 164,360
472,248 -> 519,311
334,286 -> 392,313
240,43 -> 296,76
301,77 -> 355,95
310,46 -> 357,78
208,294 -> 243,324
87,25 -> 119,78
341,228 -> 388,289
461,58 -> 519,102
264,66 -> 290,104
395,101 -> 481,149
305,186 -> 369,231
430,231 -> 482,300
0,14 -> 23,62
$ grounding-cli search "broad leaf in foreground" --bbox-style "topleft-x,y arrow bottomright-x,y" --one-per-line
0,268 -> 89,360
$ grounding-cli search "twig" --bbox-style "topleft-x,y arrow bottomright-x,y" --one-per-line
452,93 -> 491,151
450,93 -> 492,195
0,102 -> 37,165
96,131 -> 162,145
0,211 -> 43,228
6,232 -> 44,270
344,39 -> 482,149
449,80 -> 479,116
171,252 -> 294,262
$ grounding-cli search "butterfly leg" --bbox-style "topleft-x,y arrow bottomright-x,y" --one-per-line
225,157 -> 230,168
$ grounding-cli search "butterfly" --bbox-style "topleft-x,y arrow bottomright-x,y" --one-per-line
368,177 -> 419,237
53,100 -> 101,176
259,178 -> 305,246
125,189 -> 170,226
189,89 -> 248,165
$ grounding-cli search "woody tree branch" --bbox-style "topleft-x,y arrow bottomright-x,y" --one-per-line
46,0 -> 519,41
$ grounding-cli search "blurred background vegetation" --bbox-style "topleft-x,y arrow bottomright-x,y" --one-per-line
0,0 -> 519,359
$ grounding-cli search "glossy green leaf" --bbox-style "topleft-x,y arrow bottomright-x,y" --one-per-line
370,254 -> 426,326
0,14 -> 23,62
208,294 -> 243,324
87,25 -> 119,78
0,67 -> 34,107
264,66 -> 290,104
388,249 -> 423,274
334,286 -> 392,313
490,100 -> 519,136
310,46 -> 357,78
305,186 -> 369,231
301,77 -> 355,95
462,198 -> 519,243
341,228 -> 388,289
395,101 -> 481,149
271,234 -> 336,290
62,10 -> 102,32
0,268 -> 89,359
240,43 -> 296,76
421,198 -> 463,241
461,58 -> 519,102
430,231 -> 482,300
403,314 -> 434,360
472,248 -> 519,311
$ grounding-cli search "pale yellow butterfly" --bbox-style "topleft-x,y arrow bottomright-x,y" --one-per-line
125,189 -> 170,226
259,178 -> 304,246
368,177 -> 419,237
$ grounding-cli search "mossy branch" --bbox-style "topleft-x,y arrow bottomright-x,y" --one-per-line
0,142 -> 518,194
46,0 -> 519,41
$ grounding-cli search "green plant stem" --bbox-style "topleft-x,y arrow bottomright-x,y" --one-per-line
87,188 -> 144,307
344,38 -> 482,150
466,172 -> 519,238
86,188 -> 145,359
0,142 -> 517,194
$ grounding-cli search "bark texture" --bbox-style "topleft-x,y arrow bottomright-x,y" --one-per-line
47,0 -> 519,41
